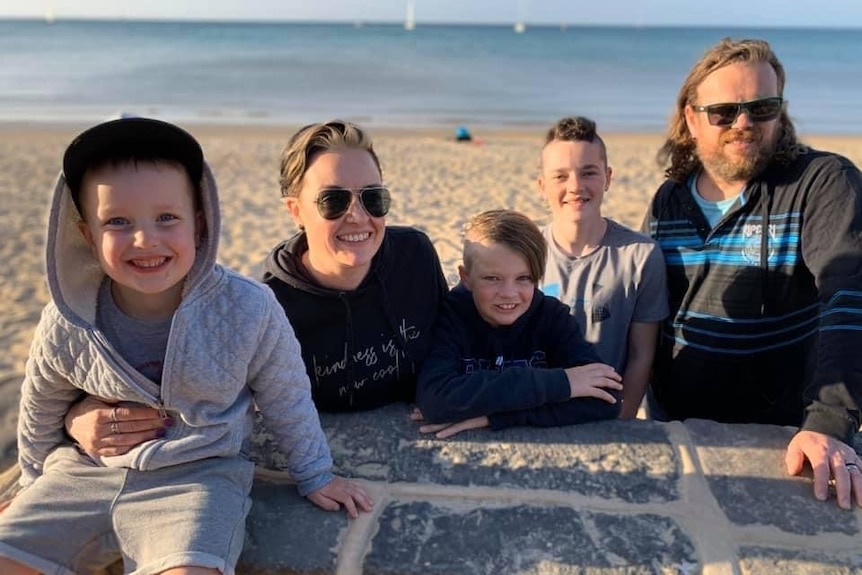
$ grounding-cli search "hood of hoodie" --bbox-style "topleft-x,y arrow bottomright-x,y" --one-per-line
47,162 -> 221,327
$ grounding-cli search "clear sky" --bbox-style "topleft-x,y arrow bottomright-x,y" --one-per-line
2,0 -> 861,28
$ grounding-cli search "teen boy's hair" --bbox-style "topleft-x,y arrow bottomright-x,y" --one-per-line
542,116 -> 608,164
463,209 -> 547,282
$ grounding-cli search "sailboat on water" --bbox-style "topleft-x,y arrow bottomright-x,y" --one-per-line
404,0 -> 416,31
514,0 -> 527,33
44,0 -> 55,23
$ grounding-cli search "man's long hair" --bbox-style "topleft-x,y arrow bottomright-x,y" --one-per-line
658,38 -> 806,182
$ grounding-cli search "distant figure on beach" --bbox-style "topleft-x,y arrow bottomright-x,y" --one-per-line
0,117 -> 370,574
537,116 -> 668,418
643,37 -> 862,508
413,209 -> 622,438
64,120 -> 449,455
454,125 -> 472,142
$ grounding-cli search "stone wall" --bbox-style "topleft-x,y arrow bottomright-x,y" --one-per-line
2,403 -> 861,574
242,404 -> 862,574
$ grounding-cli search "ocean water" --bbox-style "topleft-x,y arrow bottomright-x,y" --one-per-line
1,19 -> 861,134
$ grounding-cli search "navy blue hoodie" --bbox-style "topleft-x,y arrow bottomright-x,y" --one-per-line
263,226 -> 448,412
416,283 -> 620,430
643,150 -> 862,443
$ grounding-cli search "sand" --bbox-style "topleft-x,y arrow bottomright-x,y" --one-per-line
1,122 -> 861,467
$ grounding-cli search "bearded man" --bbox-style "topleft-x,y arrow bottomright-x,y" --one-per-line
643,37 -> 862,509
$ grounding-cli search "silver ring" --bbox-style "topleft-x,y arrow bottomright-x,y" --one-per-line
845,462 -> 861,474
110,422 -> 120,435
110,406 -> 119,423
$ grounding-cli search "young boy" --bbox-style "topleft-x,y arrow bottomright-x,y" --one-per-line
538,117 -> 668,418
0,117 -> 371,575
414,209 -> 623,438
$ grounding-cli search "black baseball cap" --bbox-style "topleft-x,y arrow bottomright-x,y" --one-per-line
63,117 -> 204,213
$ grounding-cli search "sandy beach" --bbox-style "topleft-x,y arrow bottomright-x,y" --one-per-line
1,123 -> 861,467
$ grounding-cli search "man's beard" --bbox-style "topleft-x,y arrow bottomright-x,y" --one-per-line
698,127 -> 778,183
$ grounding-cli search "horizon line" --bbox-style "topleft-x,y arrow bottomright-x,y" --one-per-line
1,16 -> 861,31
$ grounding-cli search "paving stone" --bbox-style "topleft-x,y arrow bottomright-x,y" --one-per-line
250,404 -> 679,503
239,478 -> 344,575
364,501 -> 698,575
706,474 -> 860,535
3,409 -> 861,574
739,547 -> 862,575
687,419 -> 860,535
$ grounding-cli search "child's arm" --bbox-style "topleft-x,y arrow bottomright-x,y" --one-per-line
486,393 -> 620,430
429,300 -> 622,434
18,329 -> 85,486
248,295 -> 372,514
415,301 -> 573,423
421,366 -> 622,437
619,321 -> 659,418
487,302 -> 624,430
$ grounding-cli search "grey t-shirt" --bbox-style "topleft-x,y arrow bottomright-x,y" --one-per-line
96,279 -> 172,385
539,219 -> 669,373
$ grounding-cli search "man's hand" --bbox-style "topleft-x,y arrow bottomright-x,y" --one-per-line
785,430 -> 862,510
307,476 -> 373,519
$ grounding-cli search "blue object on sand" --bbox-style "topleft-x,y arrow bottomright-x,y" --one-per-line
455,125 -> 472,142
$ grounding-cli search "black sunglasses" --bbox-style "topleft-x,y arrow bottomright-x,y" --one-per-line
691,97 -> 784,127
314,185 -> 391,220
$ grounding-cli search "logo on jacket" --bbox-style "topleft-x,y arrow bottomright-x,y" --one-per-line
463,350 -> 547,372
741,223 -> 776,265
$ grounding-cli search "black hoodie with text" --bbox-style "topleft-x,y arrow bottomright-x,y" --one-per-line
263,226 -> 449,412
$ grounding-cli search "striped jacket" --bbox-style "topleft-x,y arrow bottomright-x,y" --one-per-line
643,149 -> 862,443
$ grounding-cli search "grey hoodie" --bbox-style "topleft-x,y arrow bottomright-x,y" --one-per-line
17,156 -> 333,496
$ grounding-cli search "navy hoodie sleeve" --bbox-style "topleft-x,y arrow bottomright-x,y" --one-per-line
798,158 -> 862,443
415,299 -> 572,423
487,297 -> 620,430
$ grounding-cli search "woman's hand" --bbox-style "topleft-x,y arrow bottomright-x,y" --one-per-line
65,396 -> 169,457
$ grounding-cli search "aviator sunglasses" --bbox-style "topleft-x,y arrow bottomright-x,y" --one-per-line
314,185 -> 392,220
691,97 -> 784,127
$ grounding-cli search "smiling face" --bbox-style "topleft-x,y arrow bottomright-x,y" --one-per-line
78,161 -> 200,319
685,61 -> 781,192
459,239 -> 536,328
538,138 -> 611,225
286,147 -> 385,289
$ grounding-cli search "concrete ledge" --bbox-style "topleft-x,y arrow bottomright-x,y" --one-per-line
2,403 -> 861,574
243,404 -> 862,574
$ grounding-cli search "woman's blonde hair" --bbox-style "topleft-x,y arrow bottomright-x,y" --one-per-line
279,120 -> 382,198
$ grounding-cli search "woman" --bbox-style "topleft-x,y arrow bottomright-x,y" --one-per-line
66,120 -> 449,455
